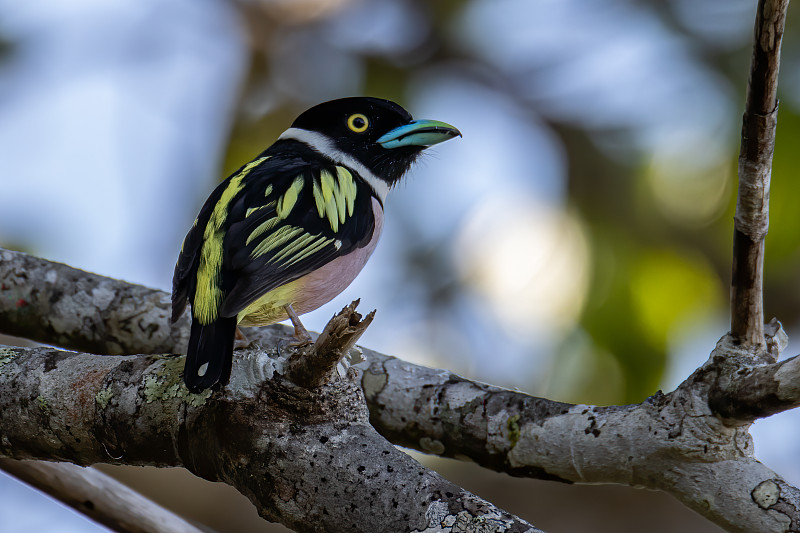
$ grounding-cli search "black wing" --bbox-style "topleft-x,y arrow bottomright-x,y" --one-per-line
172,151 -> 376,325
219,157 -> 376,317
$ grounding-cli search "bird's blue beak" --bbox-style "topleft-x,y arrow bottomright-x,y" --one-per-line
377,119 -> 461,149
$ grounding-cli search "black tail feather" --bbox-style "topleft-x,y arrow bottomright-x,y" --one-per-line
184,317 -> 237,393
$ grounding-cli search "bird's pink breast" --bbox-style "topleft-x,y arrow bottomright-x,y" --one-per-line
291,197 -> 384,314
236,196 -> 385,327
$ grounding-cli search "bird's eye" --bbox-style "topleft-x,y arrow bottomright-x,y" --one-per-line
346,113 -> 369,133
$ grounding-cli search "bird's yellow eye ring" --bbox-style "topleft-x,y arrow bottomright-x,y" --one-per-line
347,113 -> 369,133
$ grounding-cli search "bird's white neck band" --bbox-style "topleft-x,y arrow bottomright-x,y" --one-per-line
278,127 -> 391,203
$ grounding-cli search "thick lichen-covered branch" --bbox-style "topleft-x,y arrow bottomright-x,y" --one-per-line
0,342 -> 539,533
360,335 -> 800,533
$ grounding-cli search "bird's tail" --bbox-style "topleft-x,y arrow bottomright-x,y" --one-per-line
183,316 -> 237,393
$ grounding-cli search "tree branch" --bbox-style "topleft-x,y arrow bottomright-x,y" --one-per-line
3,248 -> 800,532
0,341 -> 539,533
0,249 -> 188,355
0,460 -> 205,533
731,0 -> 789,348
361,335 -> 800,533
709,320 -> 800,421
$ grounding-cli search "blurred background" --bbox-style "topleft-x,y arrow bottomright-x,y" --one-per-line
1,0 -> 799,531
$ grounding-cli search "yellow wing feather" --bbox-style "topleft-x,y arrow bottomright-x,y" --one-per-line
218,165 -> 364,326
194,156 -> 269,324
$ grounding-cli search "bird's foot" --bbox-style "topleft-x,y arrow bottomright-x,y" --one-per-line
285,304 -> 313,347
233,327 -> 252,350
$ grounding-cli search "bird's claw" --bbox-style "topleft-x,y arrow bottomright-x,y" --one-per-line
233,327 -> 252,350
284,303 -> 314,346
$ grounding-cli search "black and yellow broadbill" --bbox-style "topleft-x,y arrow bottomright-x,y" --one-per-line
172,97 -> 460,392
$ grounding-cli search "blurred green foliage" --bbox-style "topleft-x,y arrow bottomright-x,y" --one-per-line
764,105 -> 800,322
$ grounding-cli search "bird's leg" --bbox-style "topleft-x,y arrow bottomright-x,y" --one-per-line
284,304 -> 313,344
233,327 -> 250,350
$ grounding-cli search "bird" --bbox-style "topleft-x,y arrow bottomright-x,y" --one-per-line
172,97 -> 461,392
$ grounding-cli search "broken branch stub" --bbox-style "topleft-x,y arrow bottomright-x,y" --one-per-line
287,300 -> 375,389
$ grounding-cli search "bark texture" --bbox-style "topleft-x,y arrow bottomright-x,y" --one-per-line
0,249 -> 188,355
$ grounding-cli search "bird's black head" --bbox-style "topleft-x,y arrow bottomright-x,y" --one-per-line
285,97 -> 460,187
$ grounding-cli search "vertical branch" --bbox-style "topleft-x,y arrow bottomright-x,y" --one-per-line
731,0 -> 789,349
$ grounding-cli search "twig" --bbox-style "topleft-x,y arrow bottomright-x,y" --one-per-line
731,0 -> 789,349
